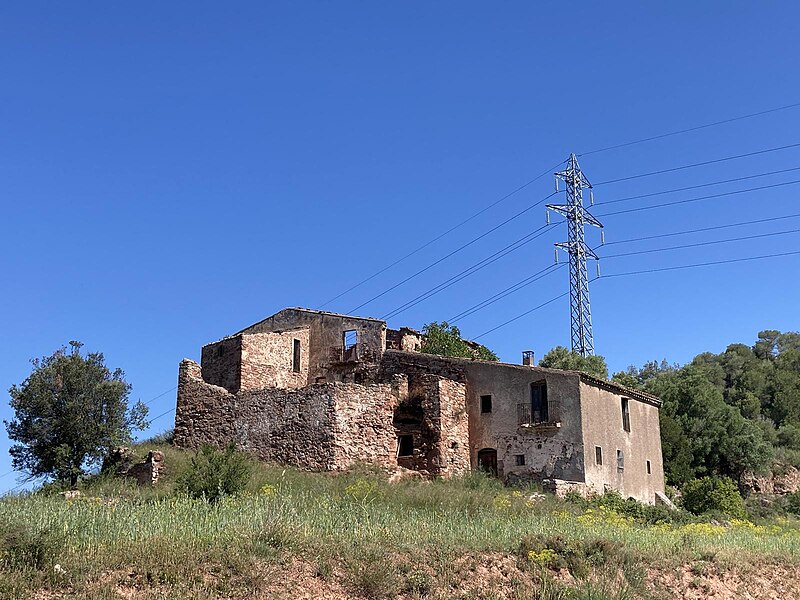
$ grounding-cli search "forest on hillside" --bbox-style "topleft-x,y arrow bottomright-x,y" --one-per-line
608,331 -> 800,486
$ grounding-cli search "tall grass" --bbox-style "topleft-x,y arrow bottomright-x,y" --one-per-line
1,446 -> 799,598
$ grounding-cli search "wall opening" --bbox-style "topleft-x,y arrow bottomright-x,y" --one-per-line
514,454 -> 525,466
480,394 -> 493,414
292,339 -> 301,373
397,435 -> 414,457
595,446 -> 603,466
531,381 -> 549,423
646,460 -> 652,475
477,448 -> 498,476
621,397 -> 631,432
617,450 -> 624,471
343,330 -> 358,351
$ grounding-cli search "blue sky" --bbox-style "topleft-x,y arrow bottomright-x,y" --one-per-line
2,3 -> 799,491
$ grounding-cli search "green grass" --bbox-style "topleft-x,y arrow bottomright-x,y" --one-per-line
1,443 -> 799,599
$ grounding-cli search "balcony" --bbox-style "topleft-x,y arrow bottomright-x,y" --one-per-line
517,403 -> 560,430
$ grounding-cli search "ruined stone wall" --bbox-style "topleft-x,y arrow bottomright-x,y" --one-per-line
200,336 -> 243,393
331,380 -> 402,470
174,358 -> 337,469
463,361 -> 586,484
378,350 -> 468,383
240,329 -> 310,390
239,308 -> 387,381
386,328 -> 423,352
426,376 -> 470,477
174,359 -> 238,448
579,381 -> 665,504
175,359 -> 413,472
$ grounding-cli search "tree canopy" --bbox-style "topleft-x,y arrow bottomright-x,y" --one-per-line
617,330 -> 800,486
538,346 -> 609,379
420,322 -> 498,361
5,341 -> 148,486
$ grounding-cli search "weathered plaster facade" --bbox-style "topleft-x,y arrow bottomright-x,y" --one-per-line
174,307 -> 665,503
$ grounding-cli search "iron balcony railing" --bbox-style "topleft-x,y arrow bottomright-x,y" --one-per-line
517,403 -> 550,426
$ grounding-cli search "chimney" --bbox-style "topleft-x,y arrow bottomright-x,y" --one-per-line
522,350 -> 535,366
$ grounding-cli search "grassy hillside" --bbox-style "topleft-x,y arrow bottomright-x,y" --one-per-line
1,443 -> 800,599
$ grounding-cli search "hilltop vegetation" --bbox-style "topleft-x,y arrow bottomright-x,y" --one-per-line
609,330 -> 800,486
1,443 -> 800,599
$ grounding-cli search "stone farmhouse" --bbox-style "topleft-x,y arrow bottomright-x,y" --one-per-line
174,308 -> 666,504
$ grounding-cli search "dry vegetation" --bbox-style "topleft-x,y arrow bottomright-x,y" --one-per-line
1,442 -> 799,600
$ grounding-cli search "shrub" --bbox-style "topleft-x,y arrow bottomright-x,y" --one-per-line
176,444 -> 252,502
681,476 -> 746,519
787,491 -> 800,516
518,535 -> 624,578
0,523 -> 64,571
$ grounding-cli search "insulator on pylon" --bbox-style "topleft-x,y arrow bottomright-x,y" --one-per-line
554,248 -> 559,264
596,261 -> 601,277
589,190 -> 594,205
555,179 -> 559,192
546,210 -> 550,224
600,230 -> 605,245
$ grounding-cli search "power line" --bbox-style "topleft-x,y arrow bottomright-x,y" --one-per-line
350,190 -> 560,313
319,160 -> 566,309
450,217 -> 800,325
604,213 -> 800,246
381,224 -> 559,320
473,292 -> 569,340
594,142 -> 800,186
595,179 -> 800,218
600,250 -> 800,279
148,406 -> 176,424
472,250 -> 800,341
143,386 -> 177,407
448,263 -> 563,323
597,166 -> 800,206
599,229 -> 800,260
578,101 -> 800,156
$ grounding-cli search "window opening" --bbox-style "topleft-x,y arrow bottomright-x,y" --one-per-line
595,446 -> 603,466
531,381 -> 548,423
617,450 -> 624,471
646,460 -> 652,475
621,398 -> 631,432
397,435 -> 414,457
514,454 -> 525,466
480,394 -> 493,414
292,339 -> 301,373
343,330 -> 358,351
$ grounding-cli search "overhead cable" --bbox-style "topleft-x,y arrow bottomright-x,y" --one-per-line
579,101 -> 800,157
595,179 -> 800,218
594,142 -> 800,186
471,250 -> 800,340
381,224 -> 559,320
604,213 -> 800,246
599,229 -> 800,260
320,160 -> 566,308
597,166 -> 800,206
350,190 -> 560,313
448,263 -> 563,323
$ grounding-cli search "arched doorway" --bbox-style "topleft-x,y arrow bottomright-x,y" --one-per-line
477,448 -> 498,476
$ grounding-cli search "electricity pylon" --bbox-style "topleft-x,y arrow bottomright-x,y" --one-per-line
546,154 -> 604,357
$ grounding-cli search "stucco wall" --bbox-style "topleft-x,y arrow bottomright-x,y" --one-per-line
240,329 -> 310,390
463,362 -> 585,483
579,381 -> 665,504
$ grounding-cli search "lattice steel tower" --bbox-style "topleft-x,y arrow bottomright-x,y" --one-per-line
546,154 -> 604,357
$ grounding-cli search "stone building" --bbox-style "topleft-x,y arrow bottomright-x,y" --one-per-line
174,307 -> 666,504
